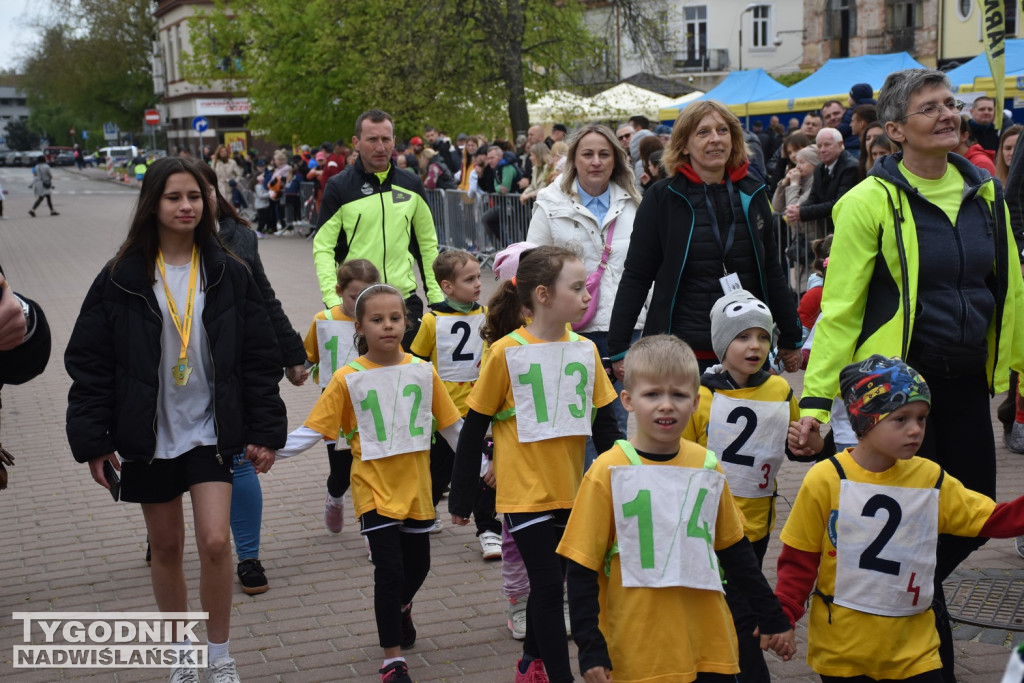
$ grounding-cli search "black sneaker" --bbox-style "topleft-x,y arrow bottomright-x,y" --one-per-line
400,604 -> 416,649
379,660 -> 412,683
237,558 -> 269,595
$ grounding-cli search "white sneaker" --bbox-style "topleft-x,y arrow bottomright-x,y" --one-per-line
430,509 -> 443,534
324,489 -> 344,533
563,592 -> 571,637
365,535 -> 373,562
204,657 -> 240,683
479,531 -> 502,560
169,665 -> 200,683
507,597 -> 527,640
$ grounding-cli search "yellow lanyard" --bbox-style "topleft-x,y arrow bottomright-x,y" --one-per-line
156,245 -> 200,386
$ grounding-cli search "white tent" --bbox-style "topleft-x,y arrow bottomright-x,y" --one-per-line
527,89 -> 595,124
589,83 -> 676,121
668,90 -> 704,107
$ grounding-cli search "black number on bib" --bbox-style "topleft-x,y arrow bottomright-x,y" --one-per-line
858,494 -> 902,576
722,407 -> 757,467
451,321 -> 474,362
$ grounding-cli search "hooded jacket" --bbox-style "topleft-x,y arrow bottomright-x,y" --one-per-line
65,242 -> 287,463
607,163 -> 801,360
800,152 -> 1024,422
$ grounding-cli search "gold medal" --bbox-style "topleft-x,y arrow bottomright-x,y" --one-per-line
172,357 -> 192,386
158,246 -> 200,390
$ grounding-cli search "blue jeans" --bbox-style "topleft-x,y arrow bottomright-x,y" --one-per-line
230,454 -> 262,561
582,330 -> 638,470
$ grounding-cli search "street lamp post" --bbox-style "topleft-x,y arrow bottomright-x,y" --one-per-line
738,3 -> 761,71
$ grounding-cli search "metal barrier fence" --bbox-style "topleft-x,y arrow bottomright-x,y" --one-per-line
424,189 -> 534,266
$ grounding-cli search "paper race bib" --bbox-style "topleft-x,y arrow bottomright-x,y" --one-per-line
345,362 -> 434,461
610,465 -> 725,590
316,319 -> 358,389
435,314 -> 485,382
504,340 -> 595,442
834,480 -> 938,616
706,395 -> 789,498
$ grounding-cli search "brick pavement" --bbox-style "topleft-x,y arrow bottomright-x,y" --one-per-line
0,166 -> 1023,681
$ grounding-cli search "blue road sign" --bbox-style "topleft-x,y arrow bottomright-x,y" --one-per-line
192,116 -> 210,133
82,130 -> 89,140
103,122 -> 118,136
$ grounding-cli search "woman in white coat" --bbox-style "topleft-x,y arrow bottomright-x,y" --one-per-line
526,123 -> 644,458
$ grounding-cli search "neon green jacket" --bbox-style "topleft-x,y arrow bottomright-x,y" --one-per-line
313,159 -> 441,307
800,154 -> 1024,423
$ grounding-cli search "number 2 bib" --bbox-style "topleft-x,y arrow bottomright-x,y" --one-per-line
609,440 -> 725,590
315,317 -> 358,389
435,314 -> 485,382
833,463 -> 939,616
344,361 -> 434,461
503,334 -> 595,443
706,394 -> 789,498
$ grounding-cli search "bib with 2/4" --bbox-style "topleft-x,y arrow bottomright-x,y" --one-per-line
706,395 -> 789,498
435,314 -> 485,382
610,465 -> 725,590
345,363 -> 434,461
833,480 -> 938,616
505,341 -> 595,443
316,319 -> 358,388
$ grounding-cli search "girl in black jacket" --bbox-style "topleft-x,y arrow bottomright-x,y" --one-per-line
65,157 -> 287,683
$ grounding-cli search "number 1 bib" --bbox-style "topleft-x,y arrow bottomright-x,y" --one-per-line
834,478 -> 939,616
609,440 -> 725,590
706,394 -> 789,498
315,318 -> 358,388
435,314 -> 485,382
504,336 -> 595,443
344,361 -> 434,461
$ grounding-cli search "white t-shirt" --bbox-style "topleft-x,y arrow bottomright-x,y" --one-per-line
152,262 -> 217,459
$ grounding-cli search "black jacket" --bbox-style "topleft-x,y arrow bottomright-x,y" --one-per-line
65,242 -> 287,464
218,217 -> 306,367
799,150 -> 859,229
608,165 -> 801,360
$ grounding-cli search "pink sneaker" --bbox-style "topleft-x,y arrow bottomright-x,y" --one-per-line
324,489 -> 344,533
514,658 -> 549,683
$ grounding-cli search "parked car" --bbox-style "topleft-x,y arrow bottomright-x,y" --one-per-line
44,146 -> 74,164
1,151 -> 18,166
96,146 -> 139,165
55,151 -> 75,166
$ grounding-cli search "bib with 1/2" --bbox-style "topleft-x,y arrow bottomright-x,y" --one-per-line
316,319 -> 358,388
345,363 -> 434,461
504,341 -> 596,442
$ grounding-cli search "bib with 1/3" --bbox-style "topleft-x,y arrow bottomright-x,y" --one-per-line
706,395 -> 789,498
345,362 -> 434,461
505,340 -> 595,443
833,480 -> 938,616
610,464 -> 725,590
435,314 -> 485,382
316,319 -> 358,388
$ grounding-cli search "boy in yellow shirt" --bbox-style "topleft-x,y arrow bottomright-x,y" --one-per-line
558,334 -> 795,683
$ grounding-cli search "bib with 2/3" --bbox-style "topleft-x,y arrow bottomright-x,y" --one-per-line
505,340 -> 595,443
611,463 -> 725,590
435,314 -> 485,382
834,480 -> 938,616
345,362 -> 434,461
706,395 -> 789,498
316,319 -> 358,388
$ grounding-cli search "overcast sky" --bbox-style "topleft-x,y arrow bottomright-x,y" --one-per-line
0,0 -> 44,73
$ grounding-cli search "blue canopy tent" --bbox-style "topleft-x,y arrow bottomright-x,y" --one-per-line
946,39 -> 1024,97
742,52 -> 927,115
658,69 -> 785,122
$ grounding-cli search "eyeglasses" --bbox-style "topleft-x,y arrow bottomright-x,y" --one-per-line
617,133 -> 632,141
901,100 -> 965,120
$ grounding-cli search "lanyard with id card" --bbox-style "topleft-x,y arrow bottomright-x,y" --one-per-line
706,177 -> 743,295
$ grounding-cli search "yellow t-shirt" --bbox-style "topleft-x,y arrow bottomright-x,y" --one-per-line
302,305 -> 352,363
898,160 -> 964,227
780,449 -> 996,679
304,354 -> 462,521
557,440 -> 746,682
682,374 -> 799,542
467,327 -> 618,513
409,306 -> 488,416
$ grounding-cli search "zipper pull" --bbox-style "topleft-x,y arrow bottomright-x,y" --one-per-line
215,453 -> 223,465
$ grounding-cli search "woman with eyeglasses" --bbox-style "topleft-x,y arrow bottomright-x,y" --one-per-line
794,68 -> 1024,683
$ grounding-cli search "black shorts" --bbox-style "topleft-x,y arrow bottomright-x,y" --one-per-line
120,445 -> 235,504
359,509 -> 434,535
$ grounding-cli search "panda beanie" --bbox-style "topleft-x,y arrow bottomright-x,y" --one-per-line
710,289 -> 775,361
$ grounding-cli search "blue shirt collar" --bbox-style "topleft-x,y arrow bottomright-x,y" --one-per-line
576,180 -> 610,214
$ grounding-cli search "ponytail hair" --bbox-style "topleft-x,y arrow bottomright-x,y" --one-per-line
481,244 -> 581,344
352,283 -> 408,355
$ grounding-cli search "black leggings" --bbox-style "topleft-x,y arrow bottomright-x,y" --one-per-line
326,444 -> 351,498
723,535 -> 772,683
510,513 -> 571,683
430,435 -> 454,508
365,526 -> 431,649
31,195 -> 53,211
819,671 -> 943,683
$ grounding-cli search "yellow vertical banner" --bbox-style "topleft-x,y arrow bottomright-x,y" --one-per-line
984,0 -> 1006,128
224,132 -> 247,156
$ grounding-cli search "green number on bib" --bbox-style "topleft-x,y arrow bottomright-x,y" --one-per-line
517,363 -> 549,423
686,487 -> 715,569
565,362 -> 588,418
324,336 -> 339,372
403,384 -> 424,437
622,488 -> 656,569
359,390 -> 387,442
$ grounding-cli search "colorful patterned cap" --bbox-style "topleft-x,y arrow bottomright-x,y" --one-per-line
839,355 -> 931,437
